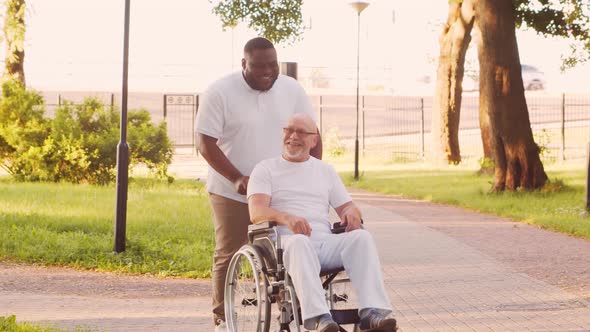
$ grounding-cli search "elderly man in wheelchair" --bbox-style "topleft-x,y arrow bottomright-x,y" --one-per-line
223,114 -> 396,332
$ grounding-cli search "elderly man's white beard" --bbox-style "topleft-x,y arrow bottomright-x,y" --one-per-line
283,148 -> 308,161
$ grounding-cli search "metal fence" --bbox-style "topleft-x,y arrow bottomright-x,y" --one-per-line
38,91 -> 590,162
163,94 -> 198,148
43,92 -> 116,118
313,93 -> 590,162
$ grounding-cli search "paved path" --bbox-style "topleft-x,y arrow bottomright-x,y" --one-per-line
1,156 -> 590,331
353,190 -> 590,331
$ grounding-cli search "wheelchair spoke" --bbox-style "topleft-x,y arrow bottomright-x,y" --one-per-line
225,246 -> 271,332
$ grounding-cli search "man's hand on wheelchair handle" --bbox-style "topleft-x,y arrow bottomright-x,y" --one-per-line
233,175 -> 249,195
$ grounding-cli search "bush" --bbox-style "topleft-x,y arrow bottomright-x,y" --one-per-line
127,110 -> 173,178
324,127 -> 346,157
0,80 -> 173,184
0,79 -> 51,180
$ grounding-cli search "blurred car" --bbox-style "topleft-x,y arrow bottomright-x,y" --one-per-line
521,64 -> 545,91
461,64 -> 545,91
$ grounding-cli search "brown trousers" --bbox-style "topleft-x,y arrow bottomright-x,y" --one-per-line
208,193 -> 251,324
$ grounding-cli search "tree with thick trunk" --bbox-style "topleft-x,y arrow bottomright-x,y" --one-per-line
432,0 -> 475,164
435,0 -> 550,190
3,0 -> 26,86
435,0 -> 590,190
475,0 -> 547,191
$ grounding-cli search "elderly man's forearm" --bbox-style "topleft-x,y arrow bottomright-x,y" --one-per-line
250,207 -> 287,225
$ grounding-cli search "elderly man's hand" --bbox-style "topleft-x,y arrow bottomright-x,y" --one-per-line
281,213 -> 312,236
233,175 -> 249,195
340,206 -> 362,232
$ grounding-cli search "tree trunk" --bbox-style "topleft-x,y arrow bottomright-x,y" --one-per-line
475,0 -> 547,191
432,1 -> 475,164
3,0 -> 26,86
478,60 -> 495,175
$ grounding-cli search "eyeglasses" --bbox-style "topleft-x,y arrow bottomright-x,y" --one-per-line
283,127 -> 317,136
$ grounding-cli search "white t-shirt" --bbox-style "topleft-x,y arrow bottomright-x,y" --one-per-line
196,72 -> 316,203
247,156 -> 352,239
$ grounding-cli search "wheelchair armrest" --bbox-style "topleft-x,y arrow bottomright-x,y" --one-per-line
248,221 -> 278,232
331,219 -> 364,234
248,221 -> 278,243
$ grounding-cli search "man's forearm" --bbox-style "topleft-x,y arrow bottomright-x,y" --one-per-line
250,205 -> 287,225
248,195 -> 289,225
335,201 -> 361,220
198,134 -> 243,182
249,193 -> 311,235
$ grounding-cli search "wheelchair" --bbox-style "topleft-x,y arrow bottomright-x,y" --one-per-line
224,221 -> 362,332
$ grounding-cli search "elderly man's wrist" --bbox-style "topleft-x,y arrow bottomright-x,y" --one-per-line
276,212 -> 290,225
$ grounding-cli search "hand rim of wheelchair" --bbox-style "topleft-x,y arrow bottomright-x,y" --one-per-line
224,244 -> 272,332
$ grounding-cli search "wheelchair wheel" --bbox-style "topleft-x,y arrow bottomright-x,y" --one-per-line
225,245 -> 271,332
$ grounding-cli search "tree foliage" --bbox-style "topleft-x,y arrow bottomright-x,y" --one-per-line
211,0 -> 304,45
451,0 -> 590,69
514,0 -> 590,69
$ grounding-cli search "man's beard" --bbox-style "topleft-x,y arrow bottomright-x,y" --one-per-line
283,148 -> 305,161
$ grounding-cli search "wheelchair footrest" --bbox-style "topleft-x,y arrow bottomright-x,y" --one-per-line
330,309 -> 360,325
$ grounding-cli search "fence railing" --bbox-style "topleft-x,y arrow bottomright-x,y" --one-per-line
44,92 -> 116,118
312,93 -> 590,162
40,91 -> 590,162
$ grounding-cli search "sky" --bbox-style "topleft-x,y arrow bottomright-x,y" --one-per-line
6,0 -> 590,94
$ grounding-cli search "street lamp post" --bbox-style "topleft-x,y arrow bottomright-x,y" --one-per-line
349,1 -> 369,180
114,0 -> 131,253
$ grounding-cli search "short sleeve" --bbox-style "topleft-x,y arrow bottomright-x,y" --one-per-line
247,161 -> 272,198
327,165 -> 352,208
195,88 -> 224,139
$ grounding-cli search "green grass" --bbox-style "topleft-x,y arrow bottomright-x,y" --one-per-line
2,154 -> 588,278
0,177 -> 214,277
338,162 -> 590,240
0,315 -> 94,332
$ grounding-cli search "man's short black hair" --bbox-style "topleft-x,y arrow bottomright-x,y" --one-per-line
243,37 -> 275,55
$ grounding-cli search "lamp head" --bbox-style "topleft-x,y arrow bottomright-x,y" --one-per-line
348,0 -> 370,14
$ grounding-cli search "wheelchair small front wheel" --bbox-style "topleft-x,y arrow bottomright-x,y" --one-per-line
225,245 -> 271,332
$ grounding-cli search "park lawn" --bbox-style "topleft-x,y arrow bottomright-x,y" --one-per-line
1,158 -> 588,277
0,315 -> 93,332
0,177 -> 214,278
339,164 -> 590,240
